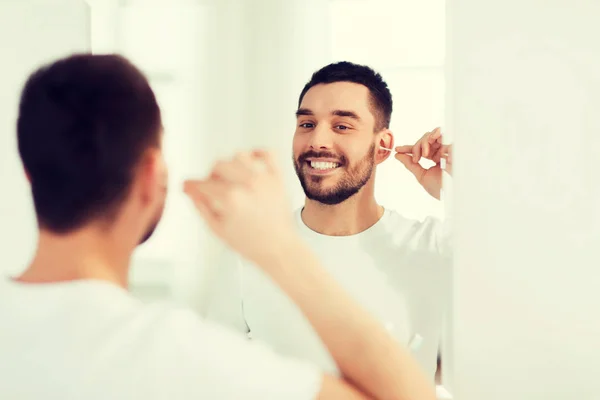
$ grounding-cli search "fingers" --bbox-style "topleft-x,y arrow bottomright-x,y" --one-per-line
211,150 -> 272,184
251,149 -> 278,175
429,144 -> 449,164
422,127 -> 442,159
428,127 -> 442,143
184,179 -> 229,214
422,139 -> 430,160
183,180 -> 221,229
411,141 -> 422,163
395,153 -> 426,182
183,149 -> 278,222
395,145 -> 413,153
211,159 -> 252,184
397,127 -> 444,163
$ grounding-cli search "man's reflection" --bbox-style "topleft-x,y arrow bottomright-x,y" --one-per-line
204,61 -> 452,380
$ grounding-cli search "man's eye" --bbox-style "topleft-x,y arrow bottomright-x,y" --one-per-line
336,125 -> 349,130
299,123 -> 314,128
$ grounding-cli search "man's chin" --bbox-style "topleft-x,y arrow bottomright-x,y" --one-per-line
307,196 -> 347,206
138,222 -> 159,246
305,187 -> 335,200
137,231 -> 154,246
305,190 -> 349,205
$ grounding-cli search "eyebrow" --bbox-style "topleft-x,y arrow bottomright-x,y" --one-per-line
295,108 -> 362,121
295,108 -> 313,117
332,109 -> 361,121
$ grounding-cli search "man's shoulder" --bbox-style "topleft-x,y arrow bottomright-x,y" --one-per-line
383,208 -> 443,231
123,301 -> 203,334
102,301 -> 321,400
131,302 -> 323,400
124,301 -> 251,355
379,208 -> 448,254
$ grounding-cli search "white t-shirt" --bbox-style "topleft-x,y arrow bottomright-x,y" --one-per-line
0,278 -> 322,400
204,208 -> 452,379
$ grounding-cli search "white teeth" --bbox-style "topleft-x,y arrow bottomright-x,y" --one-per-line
310,161 -> 339,170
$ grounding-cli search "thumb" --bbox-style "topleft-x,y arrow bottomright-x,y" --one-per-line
183,180 -> 221,233
251,149 -> 278,175
395,153 -> 426,181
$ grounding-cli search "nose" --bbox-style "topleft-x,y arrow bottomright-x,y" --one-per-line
307,124 -> 333,150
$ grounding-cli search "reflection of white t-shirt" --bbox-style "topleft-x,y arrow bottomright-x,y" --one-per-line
205,208 -> 452,380
0,278 -> 322,400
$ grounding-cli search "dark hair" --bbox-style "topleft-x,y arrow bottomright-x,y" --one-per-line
298,61 -> 393,131
17,53 -> 161,233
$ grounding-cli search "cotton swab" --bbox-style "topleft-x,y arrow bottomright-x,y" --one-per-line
380,144 -> 450,169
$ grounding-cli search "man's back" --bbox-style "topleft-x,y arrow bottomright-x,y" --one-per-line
0,278 -> 322,400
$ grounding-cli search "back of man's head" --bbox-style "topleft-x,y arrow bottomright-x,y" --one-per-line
17,53 -> 164,236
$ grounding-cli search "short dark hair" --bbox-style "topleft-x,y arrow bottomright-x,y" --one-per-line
298,61 -> 393,131
17,53 -> 162,233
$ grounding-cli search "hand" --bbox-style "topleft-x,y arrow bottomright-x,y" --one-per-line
183,150 -> 298,267
394,127 -> 452,200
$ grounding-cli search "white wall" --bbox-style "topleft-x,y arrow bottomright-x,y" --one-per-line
0,0 -> 90,276
450,0 -> 600,398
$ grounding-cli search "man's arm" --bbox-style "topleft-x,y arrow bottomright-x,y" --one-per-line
395,128 -> 453,257
183,150 -> 437,400
202,241 -> 436,399
260,238 -> 436,400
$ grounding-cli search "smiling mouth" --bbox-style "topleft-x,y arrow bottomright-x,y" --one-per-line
306,160 -> 341,171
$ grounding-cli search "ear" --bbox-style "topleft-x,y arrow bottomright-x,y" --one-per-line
137,148 -> 168,207
24,169 -> 31,183
375,129 -> 394,164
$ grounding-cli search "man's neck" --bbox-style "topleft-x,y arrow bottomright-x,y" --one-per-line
15,229 -> 131,288
301,191 -> 384,236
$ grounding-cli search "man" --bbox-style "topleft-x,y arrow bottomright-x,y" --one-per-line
204,61 -> 453,379
0,54 -> 436,400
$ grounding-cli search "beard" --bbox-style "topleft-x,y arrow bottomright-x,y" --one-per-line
293,143 -> 375,205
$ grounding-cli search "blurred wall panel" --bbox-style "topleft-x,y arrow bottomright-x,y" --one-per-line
0,0 -> 90,276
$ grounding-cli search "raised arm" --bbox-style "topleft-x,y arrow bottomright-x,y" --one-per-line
184,150 -> 436,400
396,127 -> 453,257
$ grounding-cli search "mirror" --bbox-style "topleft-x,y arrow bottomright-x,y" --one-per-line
2,0 -> 452,395
102,0 -> 451,389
